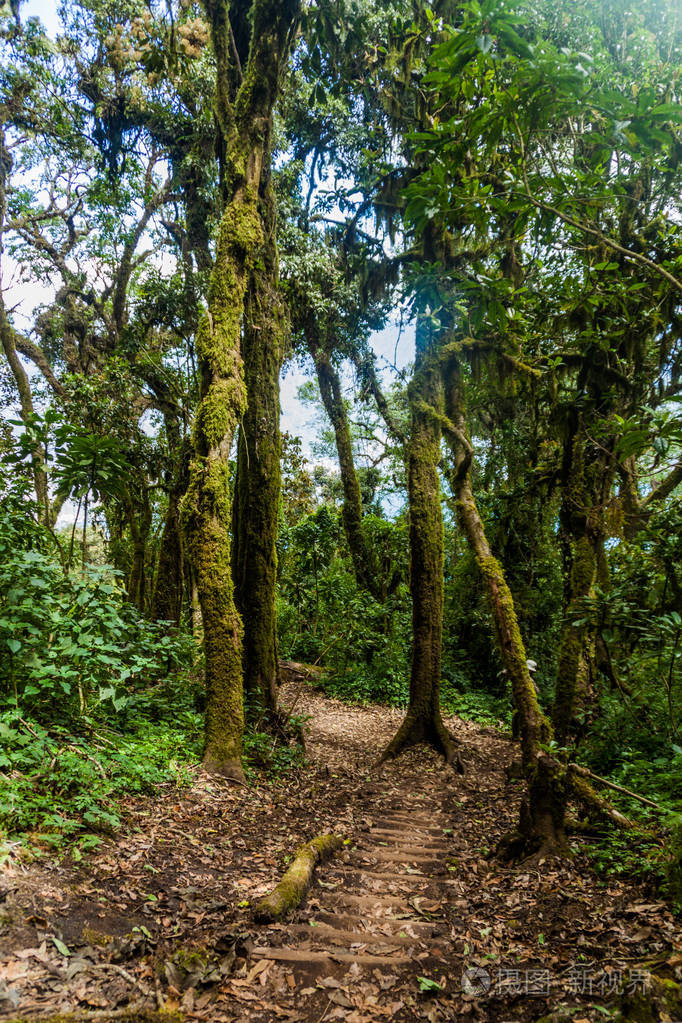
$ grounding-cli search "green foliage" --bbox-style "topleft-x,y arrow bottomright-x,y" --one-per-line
277,504 -> 411,705
242,719 -> 308,780
0,473 -> 200,853
0,711 -> 200,855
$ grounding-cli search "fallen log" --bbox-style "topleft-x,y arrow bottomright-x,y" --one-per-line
253,833 -> 344,922
569,763 -> 666,813
570,773 -> 636,830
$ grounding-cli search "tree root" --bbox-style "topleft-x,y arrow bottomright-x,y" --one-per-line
201,755 -> 247,785
377,712 -> 464,773
253,834 -> 344,922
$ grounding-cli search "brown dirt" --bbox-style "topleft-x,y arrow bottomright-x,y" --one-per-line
0,684 -> 680,1022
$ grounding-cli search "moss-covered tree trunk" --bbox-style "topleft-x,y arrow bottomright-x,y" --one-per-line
152,441 -> 190,626
232,171 -> 283,720
552,430 -> 602,744
381,315 -> 458,765
0,129 -> 51,528
444,362 -> 568,856
182,0 -> 300,779
126,488 -> 152,614
312,346 -> 380,600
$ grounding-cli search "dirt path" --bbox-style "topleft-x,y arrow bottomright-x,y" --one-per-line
0,686 -> 680,1022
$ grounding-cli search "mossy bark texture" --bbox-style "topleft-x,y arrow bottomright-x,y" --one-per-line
253,834 -> 343,922
444,363 -> 568,857
381,315 -> 459,766
152,442 -> 191,626
182,0 -> 300,779
232,155 -> 284,720
553,431 -> 601,744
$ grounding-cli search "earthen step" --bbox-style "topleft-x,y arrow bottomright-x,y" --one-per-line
250,947 -> 413,966
374,818 -> 450,833
354,843 -> 446,862
323,892 -> 414,910
311,910 -> 437,934
280,923 -> 435,947
367,828 -> 450,846
331,864 -> 433,882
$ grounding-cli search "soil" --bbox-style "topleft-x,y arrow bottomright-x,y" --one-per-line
0,683 -> 680,1022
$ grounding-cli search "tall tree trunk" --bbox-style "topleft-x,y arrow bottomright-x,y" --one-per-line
0,128 -> 50,527
381,315 -> 458,765
232,170 -> 283,720
127,488 -> 152,613
312,347 -> 380,599
182,0 -> 300,780
443,362 -> 568,857
552,430 -> 601,744
152,489 -> 185,626
153,439 -> 190,626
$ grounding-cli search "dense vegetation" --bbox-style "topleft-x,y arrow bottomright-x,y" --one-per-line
1,0 -> 681,900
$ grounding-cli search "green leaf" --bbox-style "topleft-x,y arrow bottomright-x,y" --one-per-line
417,976 -> 443,992
52,937 -> 71,957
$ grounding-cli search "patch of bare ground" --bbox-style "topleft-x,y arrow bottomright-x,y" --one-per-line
0,683 -> 680,1022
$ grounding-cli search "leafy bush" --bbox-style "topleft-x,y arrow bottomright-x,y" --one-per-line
0,472 -> 200,852
0,711 -> 201,855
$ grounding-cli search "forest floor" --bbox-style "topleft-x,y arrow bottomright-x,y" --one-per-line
0,682 -> 680,1023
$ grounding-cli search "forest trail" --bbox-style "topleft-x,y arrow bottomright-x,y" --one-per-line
1,684 -> 680,1023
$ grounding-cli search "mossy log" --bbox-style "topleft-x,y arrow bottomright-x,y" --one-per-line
253,834 -> 343,922
570,772 -> 636,830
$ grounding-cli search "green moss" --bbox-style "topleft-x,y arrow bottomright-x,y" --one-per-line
254,834 -> 343,921
81,925 -> 113,947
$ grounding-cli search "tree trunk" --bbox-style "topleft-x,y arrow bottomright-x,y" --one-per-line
152,489 -> 184,625
152,440 -> 190,626
312,347 -> 380,599
127,488 -> 152,613
232,170 -> 283,721
552,431 -> 600,744
0,130 -> 50,528
381,314 -> 458,765
182,0 -> 300,780
443,362 -> 568,857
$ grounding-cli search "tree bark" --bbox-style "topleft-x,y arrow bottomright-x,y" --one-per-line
232,169 -> 283,720
312,347 -> 380,600
443,362 -> 568,857
182,0 -> 300,780
552,430 -> 601,744
380,314 -> 459,766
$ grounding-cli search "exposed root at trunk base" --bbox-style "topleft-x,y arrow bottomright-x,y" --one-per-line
201,755 -> 247,785
253,833 -> 344,922
377,711 -> 464,773
496,754 -> 569,862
